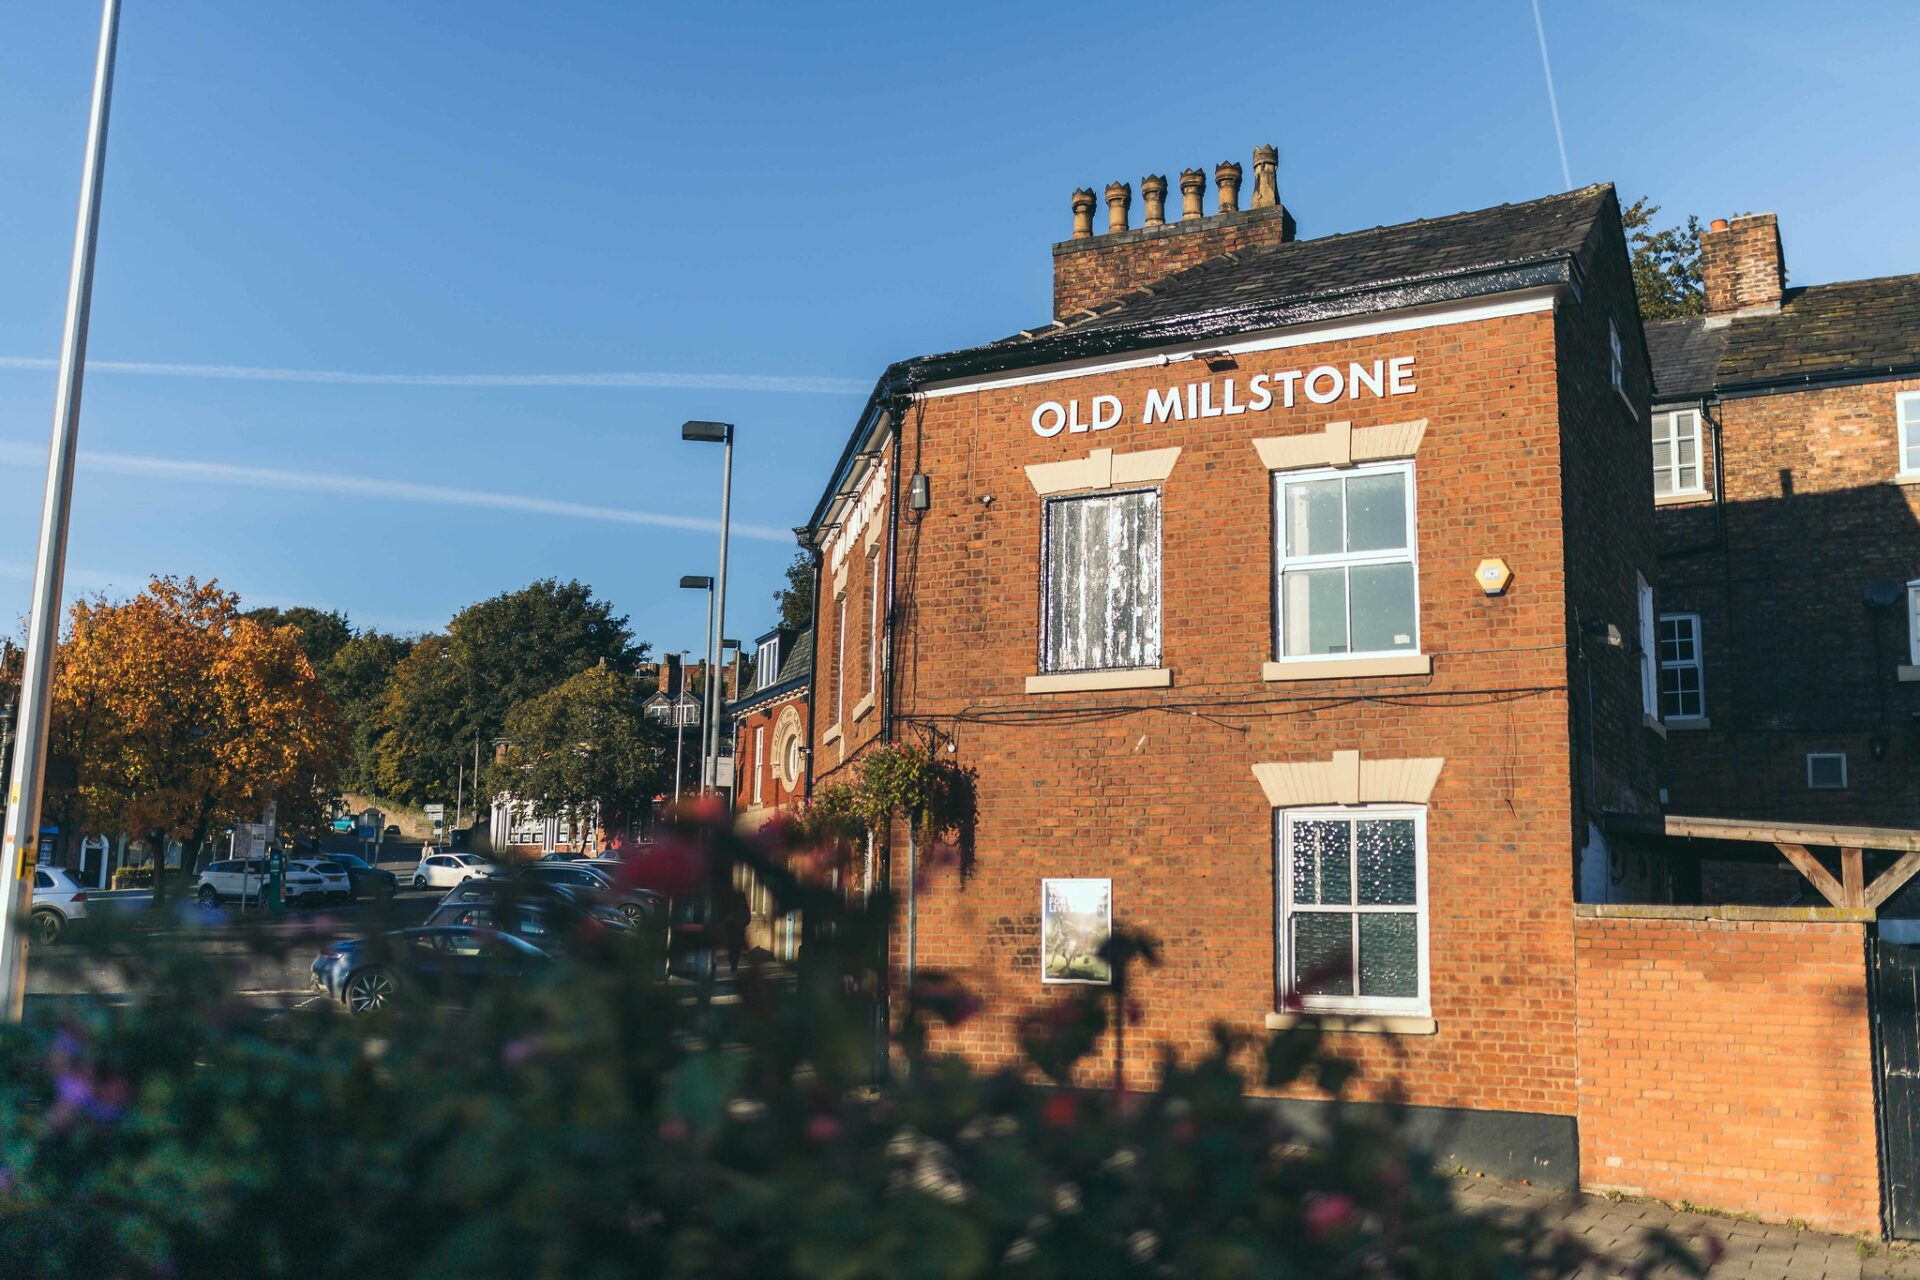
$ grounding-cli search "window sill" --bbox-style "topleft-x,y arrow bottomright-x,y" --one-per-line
1263,654 -> 1431,682
1642,714 -> 1667,739
851,692 -> 876,723
1266,1011 -> 1437,1036
1665,716 -> 1712,731
1654,490 -> 1712,507
1896,473 -> 1920,488
1900,667 -> 1920,683
1026,668 -> 1172,695
821,724 -> 843,746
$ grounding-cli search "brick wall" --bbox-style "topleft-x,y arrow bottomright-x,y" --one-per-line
846,294 -> 1654,1116
1700,215 -> 1784,316
1052,205 -> 1296,319
1656,376 -> 1920,826
1574,908 -> 1879,1234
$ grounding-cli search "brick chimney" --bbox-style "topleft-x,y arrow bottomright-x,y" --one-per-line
1053,144 -> 1297,320
659,653 -> 682,699
1700,213 -> 1785,316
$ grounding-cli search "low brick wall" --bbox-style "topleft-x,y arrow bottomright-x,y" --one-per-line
1573,906 -> 1880,1235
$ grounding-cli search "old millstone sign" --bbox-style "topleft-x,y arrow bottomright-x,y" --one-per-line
791,146 -> 1920,1239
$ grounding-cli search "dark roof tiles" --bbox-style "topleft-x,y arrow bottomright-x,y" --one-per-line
1647,274 -> 1920,398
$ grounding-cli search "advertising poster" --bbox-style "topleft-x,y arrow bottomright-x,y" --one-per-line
1041,878 -> 1112,985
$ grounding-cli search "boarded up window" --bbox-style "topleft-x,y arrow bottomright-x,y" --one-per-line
1042,490 -> 1161,673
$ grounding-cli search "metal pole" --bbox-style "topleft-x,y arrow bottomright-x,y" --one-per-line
699,589 -> 716,793
0,0 -> 122,1021
705,433 -> 733,793
674,706 -> 686,803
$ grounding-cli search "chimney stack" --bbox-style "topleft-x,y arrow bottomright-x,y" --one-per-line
1070,188 -> 1096,239
1141,174 -> 1168,227
1215,161 -> 1242,214
1105,180 -> 1132,234
660,653 -> 681,700
1701,213 -> 1785,316
1250,144 -> 1278,209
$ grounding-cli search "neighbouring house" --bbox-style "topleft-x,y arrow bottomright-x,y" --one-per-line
794,148 -> 1920,1238
728,624 -> 811,956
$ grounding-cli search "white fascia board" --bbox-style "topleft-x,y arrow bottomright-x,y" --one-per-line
918,287 -> 1563,400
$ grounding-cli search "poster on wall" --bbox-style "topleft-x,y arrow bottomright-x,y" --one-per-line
1041,878 -> 1113,985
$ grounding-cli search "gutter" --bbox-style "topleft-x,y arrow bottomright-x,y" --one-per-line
801,541 -> 823,803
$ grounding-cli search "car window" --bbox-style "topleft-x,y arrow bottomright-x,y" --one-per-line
34,871 -> 52,890
454,907 -> 494,928
429,856 -> 455,868
408,933 -> 443,953
441,931 -> 488,957
515,912 -> 552,938
332,854 -> 367,869
456,855 -> 486,867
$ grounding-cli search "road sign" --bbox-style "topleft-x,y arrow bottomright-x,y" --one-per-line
424,804 -> 445,820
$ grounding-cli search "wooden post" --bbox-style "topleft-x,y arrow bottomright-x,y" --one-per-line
1775,843 -> 1848,908
1841,847 -> 1865,908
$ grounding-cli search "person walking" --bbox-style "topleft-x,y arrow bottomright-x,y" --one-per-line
721,884 -> 750,975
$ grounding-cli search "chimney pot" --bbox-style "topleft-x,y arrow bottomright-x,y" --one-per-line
1141,174 -> 1168,227
1070,188 -> 1097,239
1179,168 -> 1206,221
1250,144 -> 1279,209
1215,161 -> 1243,213
1709,218 -> 1729,232
1104,180 -> 1132,234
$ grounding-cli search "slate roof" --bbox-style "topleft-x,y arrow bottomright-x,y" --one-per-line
809,184 -> 1626,532
1647,273 -> 1920,399
729,629 -> 811,717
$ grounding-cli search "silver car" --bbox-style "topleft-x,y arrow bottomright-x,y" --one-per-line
30,866 -> 88,943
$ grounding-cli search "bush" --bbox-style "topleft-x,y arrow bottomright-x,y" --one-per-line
107,865 -> 152,890
0,807 -> 1712,1278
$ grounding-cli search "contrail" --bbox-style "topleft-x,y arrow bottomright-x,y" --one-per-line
1529,0 -> 1573,191
0,441 -> 797,543
0,356 -> 868,396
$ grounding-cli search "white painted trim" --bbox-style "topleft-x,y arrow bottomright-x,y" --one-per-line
1265,1012 -> 1437,1036
1655,611 -> 1705,724
1251,751 -> 1444,808
1025,445 -> 1182,496
918,289 -> 1562,399
820,724 -> 843,746
1653,490 -> 1711,507
851,692 -> 875,723
1899,391 -> 1920,476
1262,654 -> 1432,682
1276,804 -> 1431,1020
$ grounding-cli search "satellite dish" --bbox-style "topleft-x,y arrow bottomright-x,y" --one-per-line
1865,578 -> 1904,609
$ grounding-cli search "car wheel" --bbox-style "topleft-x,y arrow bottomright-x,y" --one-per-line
620,902 -> 645,925
30,910 -> 62,945
413,875 -> 427,888
343,968 -> 396,1015
198,885 -> 219,908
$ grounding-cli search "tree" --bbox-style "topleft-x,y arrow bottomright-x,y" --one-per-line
321,630 -> 412,795
775,551 -> 815,633
48,577 -> 343,890
373,635 -> 469,806
243,606 -> 352,669
1623,196 -> 1705,320
448,579 -> 642,746
494,664 -> 666,847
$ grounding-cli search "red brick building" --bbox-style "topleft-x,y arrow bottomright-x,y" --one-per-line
797,158 -> 1920,1236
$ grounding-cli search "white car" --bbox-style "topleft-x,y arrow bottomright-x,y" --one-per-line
30,866 -> 88,943
195,859 -> 328,907
412,852 -> 498,889
289,858 -> 352,903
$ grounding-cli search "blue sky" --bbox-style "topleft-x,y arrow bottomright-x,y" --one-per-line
3,1 -> 1916,653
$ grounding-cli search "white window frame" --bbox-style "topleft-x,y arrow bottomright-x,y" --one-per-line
1609,317 -> 1630,412
834,590 -> 847,728
1653,408 -> 1706,498
1276,805 -> 1430,1017
1899,391 -> 1920,479
867,549 -> 881,696
752,725 -> 765,806
1656,612 -> 1705,722
1636,573 -> 1658,720
1273,460 -> 1421,665
1807,753 -> 1849,791
756,637 -> 780,691
1908,580 -> 1920,667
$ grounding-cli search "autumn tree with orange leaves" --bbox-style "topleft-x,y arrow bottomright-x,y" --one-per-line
45,577 -> 344,889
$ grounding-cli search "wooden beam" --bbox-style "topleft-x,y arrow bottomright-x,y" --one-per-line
1841,847 -> 1865,909
1775,843 -> 1848,908
1867,849 -> 1920,911
1603,812 -> 1920,854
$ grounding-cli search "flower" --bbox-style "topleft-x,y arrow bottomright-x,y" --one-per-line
1042,1094 -> 1078,1131
1304,1192 -> 1357,1240
805,1114 -> 841,1144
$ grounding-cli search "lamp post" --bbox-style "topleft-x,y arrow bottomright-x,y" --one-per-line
682,421 -> 733,795
671,648 -> 692,802
678,576 -> 713,794
0,0 -> 123,1021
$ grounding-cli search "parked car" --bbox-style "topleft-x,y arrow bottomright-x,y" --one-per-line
310,926 -> 551,1015
316,851 -> 398,901
423,898 -> 633,945
288,858 -> 352,903
30,867 -> 87,944
518,860 -> 666,926
384,825 -> 402,838
195,859 -> 327,907
411,852 -> 498,889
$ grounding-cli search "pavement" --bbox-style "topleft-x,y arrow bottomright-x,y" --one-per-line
1455,1176 -> 1920,1279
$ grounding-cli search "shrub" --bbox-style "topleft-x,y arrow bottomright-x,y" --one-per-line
108,865 -> 152,890
0,808 -> 1712,1278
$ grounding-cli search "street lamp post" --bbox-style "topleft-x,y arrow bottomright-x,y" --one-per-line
682,421 -> 734,795
678,577 -> 713,795
0,0 -> 123,1021
671,648 -> 692,802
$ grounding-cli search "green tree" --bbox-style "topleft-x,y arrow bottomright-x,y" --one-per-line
373,635 -> 469,806
448,578 -> 642,744
244,606 -> 353,669
494,663 -> 666,844
1623,196 -> 1705,320
774,551 -> 815,633
322,630 -> 413,795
